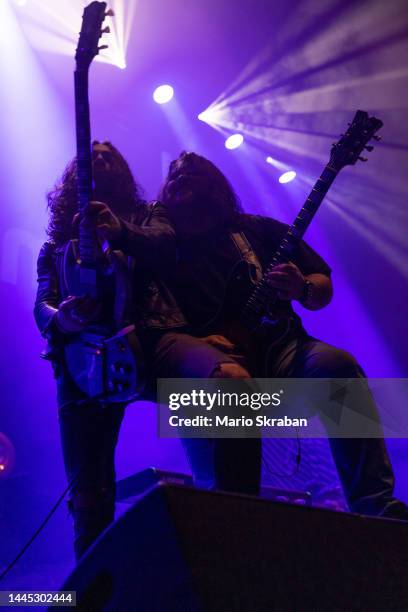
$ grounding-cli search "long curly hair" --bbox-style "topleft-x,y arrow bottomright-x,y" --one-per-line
47,141 -> 145,246
160,152 -> 243,223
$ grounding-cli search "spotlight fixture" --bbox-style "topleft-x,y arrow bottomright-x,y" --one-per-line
153,84 -> 174,104
225,134 -> 243,150
278,170 -> 297,184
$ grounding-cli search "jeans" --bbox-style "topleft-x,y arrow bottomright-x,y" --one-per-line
58,399 -> 125,560
152,332 -> 408,520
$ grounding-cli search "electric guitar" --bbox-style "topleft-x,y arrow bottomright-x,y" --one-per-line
62,1 -> 144,402
205,110 -> 383,374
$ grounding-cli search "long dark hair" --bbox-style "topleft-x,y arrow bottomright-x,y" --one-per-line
46,141 -> 145,246
160,152 -> 243,223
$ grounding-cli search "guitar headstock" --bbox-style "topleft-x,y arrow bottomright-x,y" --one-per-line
75,1 -> 113,71
330,110 -> 383,171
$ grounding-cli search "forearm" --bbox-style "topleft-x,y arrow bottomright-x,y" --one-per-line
110,204 -> 176,270
298,273 -> 333,311
112,217 -> 176,269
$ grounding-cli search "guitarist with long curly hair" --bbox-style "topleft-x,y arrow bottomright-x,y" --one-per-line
34,141 -> 185,559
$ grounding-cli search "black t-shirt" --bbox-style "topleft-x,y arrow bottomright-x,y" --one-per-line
166,213 -> 331,336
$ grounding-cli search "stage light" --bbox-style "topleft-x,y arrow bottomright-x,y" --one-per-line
198,109 -> 217,124
0,433 -> 15,478
225,133 -> 243,150
279,170 -> 296,184
153,84 -> 174,104
8,0 -> 131,70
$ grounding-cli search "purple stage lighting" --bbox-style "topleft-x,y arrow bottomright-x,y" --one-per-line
153,84 -> 174,104
0,433 -> 15,478
279,170 -> 296,184
225,133 -> 243,150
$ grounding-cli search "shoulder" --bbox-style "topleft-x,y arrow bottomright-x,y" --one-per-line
129,200 -> 169,225
36,240 -> 59,273
37,240 -> 56,259
147,200 -> 169,216
234,213 -> 289,238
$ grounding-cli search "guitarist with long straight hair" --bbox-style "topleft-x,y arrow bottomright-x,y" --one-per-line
152,149 -> 408,521
34,141 -> 185,559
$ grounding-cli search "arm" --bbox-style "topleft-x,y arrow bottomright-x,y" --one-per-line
260,216 -> 333,311
96,201 -> 176,271
33,241 -> 63,342
267,263 -> 333,311
300,272 -> 333,310
34,242 -> 99,345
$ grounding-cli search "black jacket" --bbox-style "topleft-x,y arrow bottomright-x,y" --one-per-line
34,202 -> 186,358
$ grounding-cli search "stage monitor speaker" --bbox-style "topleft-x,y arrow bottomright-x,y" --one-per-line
116,467 -> 312,507
58,484 -> 408,612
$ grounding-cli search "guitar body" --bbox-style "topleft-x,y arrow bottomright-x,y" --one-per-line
205,259 -> 294,376
62,239 -> 145,403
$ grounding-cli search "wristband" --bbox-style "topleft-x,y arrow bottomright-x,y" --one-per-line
299,279 -> 314,305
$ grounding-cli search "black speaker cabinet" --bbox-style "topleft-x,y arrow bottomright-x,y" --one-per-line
58,484 -> 408,612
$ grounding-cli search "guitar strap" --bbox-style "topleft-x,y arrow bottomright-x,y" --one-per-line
230,231 -> 263,282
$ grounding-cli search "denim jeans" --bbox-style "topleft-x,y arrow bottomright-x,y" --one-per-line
153,332 -> 407,519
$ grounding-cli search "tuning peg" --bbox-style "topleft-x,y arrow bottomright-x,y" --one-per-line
372,135 -> 381,141
105,8 -> 115,17
98,44 -> 109,51
364,145 -> 374,152
102,26 -> 110,34
358,156 -> 368,162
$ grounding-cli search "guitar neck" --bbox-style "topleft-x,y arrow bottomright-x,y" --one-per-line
242,164 -> 339,324
270,164 -> 338,266
74,68 -> 95,268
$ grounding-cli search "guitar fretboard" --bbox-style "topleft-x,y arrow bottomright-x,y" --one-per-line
242,165 -> 338,328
